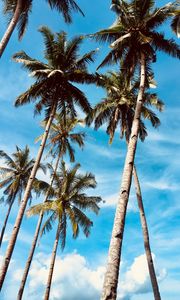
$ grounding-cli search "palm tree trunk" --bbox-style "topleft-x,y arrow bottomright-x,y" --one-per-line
0,0 -> 23,58
17,153 -> 61,300
101,52 -> 146,300
0,103 -> 57,290
44,222 -> 61,300
133,165 -> 161,300
0,201 -> 14,248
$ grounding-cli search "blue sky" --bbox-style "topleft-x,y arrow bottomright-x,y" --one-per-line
0,1 -> 180,299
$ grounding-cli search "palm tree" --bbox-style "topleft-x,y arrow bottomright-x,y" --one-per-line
0,146 -> 46,248
92,2 -> 180,297
0,0 -> 84,57
17,114 -> 86,300
27,161 -> 101,300
0,27 -> 97,288
86,71 -> 164,300
43,113 -> 86,162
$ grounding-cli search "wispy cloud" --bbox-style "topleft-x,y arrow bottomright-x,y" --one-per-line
1,223 -> 34,246
147,131 -> 180,145
143,179 -> 180,191
102,193 -> 138,213
86,141 -> 123,160
0,68 -> 32,103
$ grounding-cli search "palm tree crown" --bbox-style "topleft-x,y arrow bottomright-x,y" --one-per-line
94,0 -> 180,72
0,145 -> 46,205
87,71 -> 164,143
38,113 -> 85,162
0,146 -> 46,248
13,26 -> 98,118
27,161 -> 102,249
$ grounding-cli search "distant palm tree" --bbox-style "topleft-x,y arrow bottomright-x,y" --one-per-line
0,0 -> 84,57
0,27 -> 97,288
86,71 -> 164,300
42,113 -> 86,162
92,1 -> 180,298
0,146 -> 46,248
27,161 -> 101,300
17,115 -> 86,300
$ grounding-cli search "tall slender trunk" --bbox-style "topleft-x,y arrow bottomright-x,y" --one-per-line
0,0 -> 23,58
44,222 -> 61,300
0,104 -> 57,290
17,153 -> 61,300
133,165 -> 161,300
101,52 -> 146,300
0,201 -> 14,248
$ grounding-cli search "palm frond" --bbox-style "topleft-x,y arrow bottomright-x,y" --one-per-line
72,206 -> 93,237
0,150 -> 16,168
97,50 -> 118,70
70,173 -> 97,197
66,207 -> 79,239
171,14 -> 180,37
48,0 -> 84,23
26,200 -> 54,217
146,7 -> 170,29
38,163 -> 47,174
59,213 -> 67,250
0,167 -> 14,176
139,119 -> 148,141
70,132 -> 85,148
17,0 -> 33,39
0,177 -> 13,189
40,211 -> 57,237
72,195 -> 101,214
66,142 -> 75,162
66,82 -> 92,114
65,35 -> 84,64
38,26 -> 55,61
32,179 -> 52,197
75,49 -> 99,69
151,31 -> 180,58
13,51 -> 48,73
14,81 -> 47,107
141,107 -> 161,128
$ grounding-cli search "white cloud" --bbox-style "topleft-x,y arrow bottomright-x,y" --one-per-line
154,234 -> 180,252
86,141 -> 123,160
144,179 -> 179,191
147,131 -> 180,145
102,193 -> 138,212
102,193 -> 118,207
1,251 -> 167,300
95,171 -> 120,185
1,233 -> 10,243
27,252 -> 105,300
11,252 -> 164,300
1,223 -> 34,246
118,254 -> 166,300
